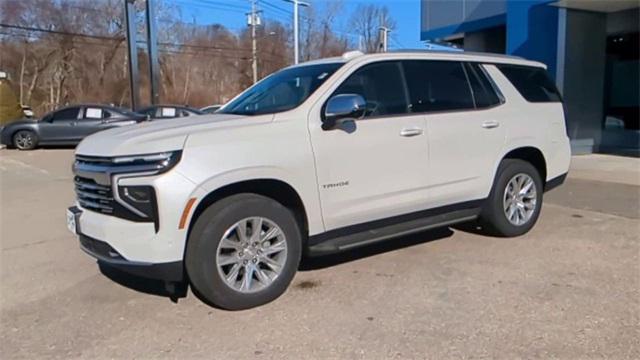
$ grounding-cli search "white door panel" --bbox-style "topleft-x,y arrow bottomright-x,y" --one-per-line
310,115 -> 429,230
426,108 -> 506,206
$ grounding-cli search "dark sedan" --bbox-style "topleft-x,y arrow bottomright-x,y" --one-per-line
0,104 -> 146,150
137,105 -> 203,120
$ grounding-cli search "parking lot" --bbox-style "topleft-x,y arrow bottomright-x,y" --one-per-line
1,149 -> 638,359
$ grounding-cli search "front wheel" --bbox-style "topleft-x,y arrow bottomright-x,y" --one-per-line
185,194 -> 302,310
479,159 -> 543,237
13,130 -> 38,150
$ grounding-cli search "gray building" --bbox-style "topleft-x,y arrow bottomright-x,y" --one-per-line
420,0 -> 639,155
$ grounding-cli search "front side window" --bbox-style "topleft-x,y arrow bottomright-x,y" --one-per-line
220,62 -> 343,116
332,61 -> 408,118
496,64 -> 561,103
52,107 -> 80,121
402,60 -> 475,113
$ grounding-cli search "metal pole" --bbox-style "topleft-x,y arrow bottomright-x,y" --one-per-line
284,0 -> 308,64
125,0 -> 139,110
293,0 -> 299,64
379,26 -> 389,52
250,0 -> 258,83
146,0 -> 160,104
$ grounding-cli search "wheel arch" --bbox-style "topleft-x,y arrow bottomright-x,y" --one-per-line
186,178 -> 309,248
6,125 -> 39,140
501,146 -> 547,185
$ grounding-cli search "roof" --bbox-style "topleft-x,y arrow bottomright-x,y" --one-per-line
297,50 -> 547,69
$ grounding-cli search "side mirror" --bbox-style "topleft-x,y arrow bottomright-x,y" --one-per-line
322,94 -> 366,130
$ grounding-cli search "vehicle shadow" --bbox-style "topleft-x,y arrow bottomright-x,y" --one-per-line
299,227 -> 454,271
97,262 -> 188,302
96,227 -> 455,302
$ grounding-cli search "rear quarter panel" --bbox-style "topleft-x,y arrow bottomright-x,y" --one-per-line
484,65 -> 571,185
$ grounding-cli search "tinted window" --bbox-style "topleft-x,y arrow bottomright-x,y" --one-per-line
220,62 -> 343,116
497,65 -> 561,102
402,60 -> 474,113
333,61 -> 408,117
52,107 -> 79,121
465,63 -> 502,108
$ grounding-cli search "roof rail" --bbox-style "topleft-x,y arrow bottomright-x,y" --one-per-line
342,50 -> 364,60
389,48 -> 525,60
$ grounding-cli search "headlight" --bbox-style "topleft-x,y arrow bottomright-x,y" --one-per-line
110,150 -> 182,175
110,151 -> 181,232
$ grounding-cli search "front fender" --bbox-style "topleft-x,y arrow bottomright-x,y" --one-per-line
178,166 -> 324,236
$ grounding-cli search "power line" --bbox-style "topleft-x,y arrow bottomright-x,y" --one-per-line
0,23 -> 123,41
0,23 -> 256,53
0,29 -> 287,62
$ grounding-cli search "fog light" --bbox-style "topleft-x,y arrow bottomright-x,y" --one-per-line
116,185 -> 158,231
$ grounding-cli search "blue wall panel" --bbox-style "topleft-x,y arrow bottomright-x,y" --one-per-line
506,0 -> 559,77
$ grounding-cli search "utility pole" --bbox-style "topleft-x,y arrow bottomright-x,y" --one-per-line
378,13 -> 390,53
248,0 -> 261,83
146,0 -> 160,105
124,0 -> 139,110
284,0 -> 309,64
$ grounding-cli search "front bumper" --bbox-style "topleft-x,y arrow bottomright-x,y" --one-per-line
78,227 -> 184,282
69,205 -> 185,282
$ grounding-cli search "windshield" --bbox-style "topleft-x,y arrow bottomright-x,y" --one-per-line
219,62 -> 343,116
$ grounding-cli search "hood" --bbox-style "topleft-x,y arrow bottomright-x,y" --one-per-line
2,117 -> 36,127
76,113 -> 273,157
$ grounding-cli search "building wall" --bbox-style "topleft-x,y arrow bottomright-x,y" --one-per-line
464,26 -> 506,53
421,0 -> 506,40
606,7 -> 639,35
558,9 -> 608,154
506,1 -> 559,77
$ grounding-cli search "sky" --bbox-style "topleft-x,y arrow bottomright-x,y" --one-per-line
173,0 -> 424,50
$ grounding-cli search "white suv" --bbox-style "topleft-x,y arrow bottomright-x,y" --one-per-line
67,51 -> 570,309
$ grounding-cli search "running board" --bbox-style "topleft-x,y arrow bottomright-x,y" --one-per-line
307,207 -> 480,256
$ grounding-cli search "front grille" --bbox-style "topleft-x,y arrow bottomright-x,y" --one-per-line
74,176 -> 115,214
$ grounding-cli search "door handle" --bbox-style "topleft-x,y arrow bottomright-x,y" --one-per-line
70,121 -> 77,126
400,128 -> 423,137
482,120 -> 500,129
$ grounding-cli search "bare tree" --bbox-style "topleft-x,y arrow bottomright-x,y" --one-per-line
0,0 -> 394,115
349,4 -> 396,53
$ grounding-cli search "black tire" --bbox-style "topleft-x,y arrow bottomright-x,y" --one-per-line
185,193 -> 302,310
13,130 -> 38,150
479,159 -> 544,237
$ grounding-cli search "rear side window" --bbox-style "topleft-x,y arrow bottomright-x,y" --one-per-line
333,61 -> 408,118
52,107 -> 79,121
496,64 -> 561,102
402,60 -> 475,113
465,63 -> 503,108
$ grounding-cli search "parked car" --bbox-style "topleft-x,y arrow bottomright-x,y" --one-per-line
0,104 -> 146,150
67,51 -> 571,310
200,104 -> 222,114
137,105 -> 203,120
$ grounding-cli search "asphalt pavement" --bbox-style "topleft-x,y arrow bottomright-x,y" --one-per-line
1,149 -> 638,359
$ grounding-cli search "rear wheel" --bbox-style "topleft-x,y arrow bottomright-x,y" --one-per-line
13,130 -> 38,150
186,194 -> 301,310
480,159 -> 543,237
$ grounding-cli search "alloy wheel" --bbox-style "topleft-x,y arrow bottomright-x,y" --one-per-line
14,131 -> 34,150
503,173 -> 537,226
216,217 -> 288,293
